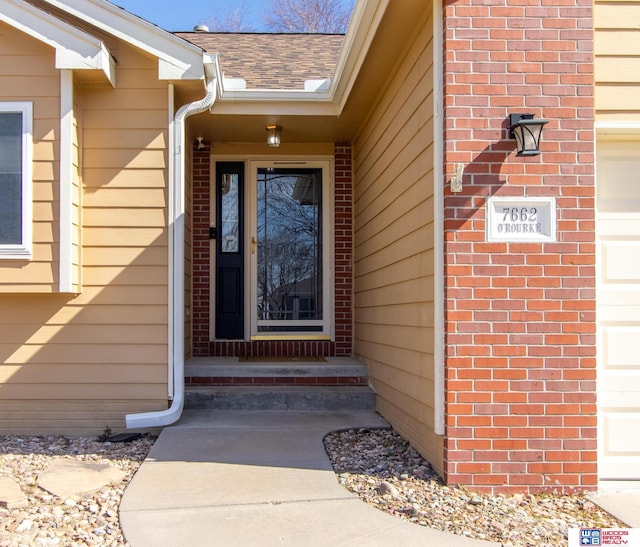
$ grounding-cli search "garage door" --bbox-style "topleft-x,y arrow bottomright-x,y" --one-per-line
597,140 -> 640,481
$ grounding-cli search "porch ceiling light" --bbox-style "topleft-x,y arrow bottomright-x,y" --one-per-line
509,113 -> 548,156
266,124 -> 281,147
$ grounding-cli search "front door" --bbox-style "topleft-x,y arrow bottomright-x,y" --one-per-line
248,161 -> 332,339
597,140 -> 640,481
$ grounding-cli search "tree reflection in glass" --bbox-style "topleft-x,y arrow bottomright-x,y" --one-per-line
257,168 -> 322,331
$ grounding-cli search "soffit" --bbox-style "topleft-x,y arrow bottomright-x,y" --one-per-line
182,0 -> 432,144
1,0 -> 115,84
31,0 -> 206,80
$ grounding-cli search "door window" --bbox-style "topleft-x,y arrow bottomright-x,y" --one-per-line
250,162 -> 332,338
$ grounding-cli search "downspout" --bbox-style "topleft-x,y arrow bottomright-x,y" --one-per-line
126,54 -> 218,429
433,0 -> 445,436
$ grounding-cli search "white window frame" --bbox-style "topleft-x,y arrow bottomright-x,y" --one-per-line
0,102 -> 32,259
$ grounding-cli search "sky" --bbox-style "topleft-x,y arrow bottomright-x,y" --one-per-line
113,0 -> 282,32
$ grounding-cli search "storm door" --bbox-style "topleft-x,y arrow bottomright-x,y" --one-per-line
249,162 -> 332,339
214,162 -> 244,339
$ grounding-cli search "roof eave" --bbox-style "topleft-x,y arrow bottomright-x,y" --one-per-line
328,0 -> 390,112
211,0 -> 389,114
1,0 -> 115,85
40,0 -> 205,80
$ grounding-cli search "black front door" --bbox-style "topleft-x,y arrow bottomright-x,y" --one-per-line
215,162 -> 244,339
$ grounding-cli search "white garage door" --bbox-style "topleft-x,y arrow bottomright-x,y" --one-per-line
597,140 -> 640,481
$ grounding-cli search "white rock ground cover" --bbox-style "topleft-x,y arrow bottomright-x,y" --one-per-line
0,428 -> 627,547
323,428 -> 627,546
0,435 -> 155,546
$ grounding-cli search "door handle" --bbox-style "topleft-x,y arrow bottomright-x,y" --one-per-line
251,236 -> 257,254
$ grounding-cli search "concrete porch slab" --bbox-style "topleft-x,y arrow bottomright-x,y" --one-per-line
119,410 -> 499,547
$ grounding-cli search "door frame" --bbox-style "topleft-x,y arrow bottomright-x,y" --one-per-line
209,156 -> 335,342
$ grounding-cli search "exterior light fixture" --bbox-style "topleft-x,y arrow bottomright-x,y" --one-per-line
509,113 -> 548,156
196,137 -> 205,150
266,124 -> 281,147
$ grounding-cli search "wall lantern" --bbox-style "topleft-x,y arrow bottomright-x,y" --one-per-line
509,113 -> 548,156
266,124 -> 281,147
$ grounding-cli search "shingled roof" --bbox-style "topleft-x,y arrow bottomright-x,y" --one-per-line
175,33 -> 344,90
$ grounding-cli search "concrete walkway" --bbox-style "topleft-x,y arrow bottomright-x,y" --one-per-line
588,485 -> 640,528
120,410 -> 500,547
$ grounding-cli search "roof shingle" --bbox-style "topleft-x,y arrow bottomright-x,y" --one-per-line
175,33 -> 344,90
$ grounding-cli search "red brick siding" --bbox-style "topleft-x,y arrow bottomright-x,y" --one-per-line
192,141 -> 211,356
442,0 -> 595,493
334,142 -> 354,356
192,144 -> 354,358
211,340 -> 337,357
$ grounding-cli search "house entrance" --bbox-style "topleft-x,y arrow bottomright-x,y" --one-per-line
212,160 -> 333,343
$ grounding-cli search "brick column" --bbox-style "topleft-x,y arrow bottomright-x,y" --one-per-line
442,0 -> 596,493
192,141 -> 211,356
334,142 -> 354,356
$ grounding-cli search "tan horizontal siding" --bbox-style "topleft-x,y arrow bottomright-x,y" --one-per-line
83,188 -> 167,207
83,246 -> 167,266
0,36 -> 171,432
595,0 -> 640,120
0,384 -> 166,399
82,227 -> 167,247
1,324 -> 166,345
0,23 -> 59,290
83,168 -> 167,188
0,400 -> 165,436
353,8 -> 443,473
2,344 -> 167,365
0,364 -> 166,383
82,266 -> 167,286
72,286 -> 168,305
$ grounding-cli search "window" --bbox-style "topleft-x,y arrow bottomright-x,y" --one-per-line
0,103 -> 32,259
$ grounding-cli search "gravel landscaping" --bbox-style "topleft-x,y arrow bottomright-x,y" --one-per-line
0,435 -> 155,546
0,428 -> 628,547
324,428 -> 627,546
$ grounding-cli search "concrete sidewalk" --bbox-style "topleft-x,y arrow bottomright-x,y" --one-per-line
588,486 -> 640,528
119,410 -> 499,547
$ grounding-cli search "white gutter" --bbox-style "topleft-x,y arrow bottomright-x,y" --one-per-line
126,54 -> 218,429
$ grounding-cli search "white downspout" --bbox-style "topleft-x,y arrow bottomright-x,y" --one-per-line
433,0 -> 445,436
126,55 -> 218,429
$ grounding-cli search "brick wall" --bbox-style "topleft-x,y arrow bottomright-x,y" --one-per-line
192,141 -> 211,356
334,142 -> 354,356
192,143 -> 354,358
442,0 -> 596,493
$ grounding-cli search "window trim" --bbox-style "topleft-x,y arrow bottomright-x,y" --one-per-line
0,102 -> 32,259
